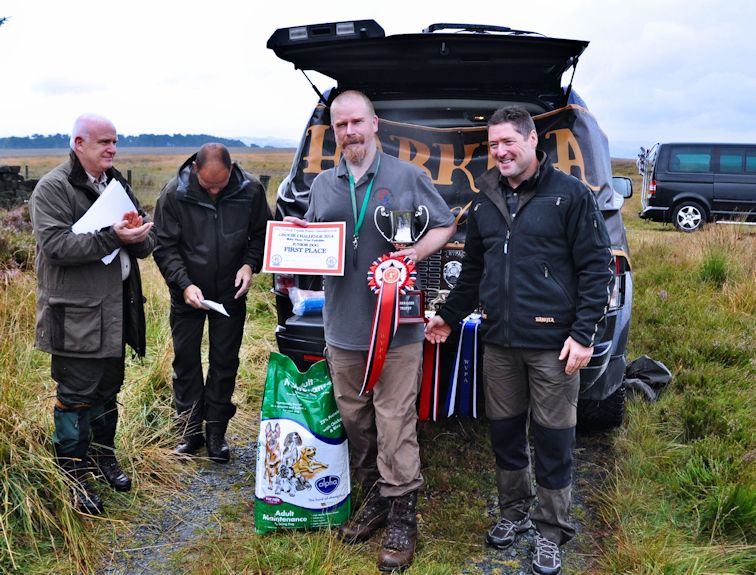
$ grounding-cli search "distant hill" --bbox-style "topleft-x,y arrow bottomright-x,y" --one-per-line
237,136 -> 298,149
0,134 -> 257,149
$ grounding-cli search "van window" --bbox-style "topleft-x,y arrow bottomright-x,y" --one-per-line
746,150 -> 756,173
669,147 -> 712,173
720,149 -> 743,173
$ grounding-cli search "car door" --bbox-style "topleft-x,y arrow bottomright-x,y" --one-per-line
713,146 -> 756,221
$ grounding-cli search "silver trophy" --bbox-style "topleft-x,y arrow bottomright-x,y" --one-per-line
374,205 -> 430,248
373,204 -> 431,323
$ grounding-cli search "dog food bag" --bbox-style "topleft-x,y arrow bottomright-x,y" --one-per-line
255,352 -> 351,534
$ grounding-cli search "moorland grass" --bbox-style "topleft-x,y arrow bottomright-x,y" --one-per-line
0,155 -> 753,573
596,221 -> 755,574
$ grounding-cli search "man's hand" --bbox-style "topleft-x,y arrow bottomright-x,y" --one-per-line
234,264 -> 253,299
559,336 -> 593,375
390,223 -> 456,262
424,315 -> 452,344
183,284 -> 207,310
283,216 -> 308,227
390,244 -> 418,262
114,210 -> 153,244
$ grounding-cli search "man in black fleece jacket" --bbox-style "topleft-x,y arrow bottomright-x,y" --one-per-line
425,106 -> 613,575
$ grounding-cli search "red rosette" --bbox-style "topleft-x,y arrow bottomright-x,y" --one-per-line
366,255 -> 416,294
361,255 -> 417,395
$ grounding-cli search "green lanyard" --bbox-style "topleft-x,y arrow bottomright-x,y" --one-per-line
348,155 -> 381,263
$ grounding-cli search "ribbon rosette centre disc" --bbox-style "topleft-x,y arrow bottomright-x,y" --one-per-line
367,255 -> 416,294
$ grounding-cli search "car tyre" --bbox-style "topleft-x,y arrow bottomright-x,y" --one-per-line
577,381 -> 626,433
672,201 -> 706,232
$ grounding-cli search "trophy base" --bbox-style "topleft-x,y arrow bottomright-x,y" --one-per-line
399,290 -> 425,324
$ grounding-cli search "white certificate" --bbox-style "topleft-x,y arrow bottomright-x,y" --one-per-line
71,179 -> 137,265
262,221 -> 345,276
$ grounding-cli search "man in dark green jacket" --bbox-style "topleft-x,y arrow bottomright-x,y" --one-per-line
425,106 -> 613,575
153,143 -> 271,462
30,113 -> 156,515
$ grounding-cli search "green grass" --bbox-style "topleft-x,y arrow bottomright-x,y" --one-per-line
0,156 -> 754,573
596,215 -> 755,574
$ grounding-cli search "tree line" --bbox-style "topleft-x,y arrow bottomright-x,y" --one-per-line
0,134 -> 257,149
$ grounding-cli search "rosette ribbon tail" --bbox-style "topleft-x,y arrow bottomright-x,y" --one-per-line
360,279 -> 400,395
419,339 -> 441,421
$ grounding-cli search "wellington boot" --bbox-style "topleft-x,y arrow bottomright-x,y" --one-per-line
61,459 -> 104,515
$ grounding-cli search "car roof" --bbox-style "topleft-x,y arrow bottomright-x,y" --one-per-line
267,20 -> 588,99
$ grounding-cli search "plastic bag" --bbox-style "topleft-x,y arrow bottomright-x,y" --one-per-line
289,287 -> 325,316
254,352 -> 350,533
625,355 -> 672,401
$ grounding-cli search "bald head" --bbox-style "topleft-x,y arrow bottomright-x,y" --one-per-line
193,143 -> 232,197
195,143 -> 232,171
331,90 -> 375,118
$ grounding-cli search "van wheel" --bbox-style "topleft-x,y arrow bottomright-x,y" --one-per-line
673,201 -> 706,232
577,382 -> 626,433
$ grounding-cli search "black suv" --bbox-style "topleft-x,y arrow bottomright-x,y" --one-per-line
267,20 -> 634,430
638,142 -> 756,232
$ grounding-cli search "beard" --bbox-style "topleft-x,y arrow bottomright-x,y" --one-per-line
339,135 -> 368,165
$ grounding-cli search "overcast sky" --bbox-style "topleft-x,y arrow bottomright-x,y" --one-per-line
2,0 -> 755,157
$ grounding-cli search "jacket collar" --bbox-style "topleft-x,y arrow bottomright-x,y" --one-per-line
498,150 -> 546,192
67,150 -> 129,205
477,150 -> 550,229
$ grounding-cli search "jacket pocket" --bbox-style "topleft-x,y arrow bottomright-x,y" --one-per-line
49,296 -> 102,353
520,196 -> 566,238
541,262 -> 575,306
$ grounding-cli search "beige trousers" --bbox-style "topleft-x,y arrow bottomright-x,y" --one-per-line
326,342 -> 424,498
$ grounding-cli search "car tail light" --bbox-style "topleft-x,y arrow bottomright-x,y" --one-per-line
648,179 -> 656,198
608,257 -> 624,310
274,273 -> 295,295
609,276 -> 621,309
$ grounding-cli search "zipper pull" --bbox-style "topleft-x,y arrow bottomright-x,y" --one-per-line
544,265 -> 549,278
504,230 -> 510,254
556,197 -> 562,206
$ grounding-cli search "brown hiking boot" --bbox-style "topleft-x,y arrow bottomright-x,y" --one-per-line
378,491 -> 418,572
339,485 -> 390,544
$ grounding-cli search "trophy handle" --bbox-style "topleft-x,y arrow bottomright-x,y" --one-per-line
373,205 -> 393,243
414,205 -> 430,240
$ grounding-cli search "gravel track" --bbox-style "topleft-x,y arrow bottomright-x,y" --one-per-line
98,431 -> 612,574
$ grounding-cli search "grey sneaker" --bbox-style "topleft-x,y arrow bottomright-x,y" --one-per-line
532,533 -> 561,575
485,516 -> 533,549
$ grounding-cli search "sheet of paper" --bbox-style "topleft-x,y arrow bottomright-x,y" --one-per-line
201,299 -> 229,317
71,179 -> 137,265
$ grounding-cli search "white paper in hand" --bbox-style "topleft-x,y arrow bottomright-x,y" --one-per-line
201,300 -> 230,317
71,179 -> 137,264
